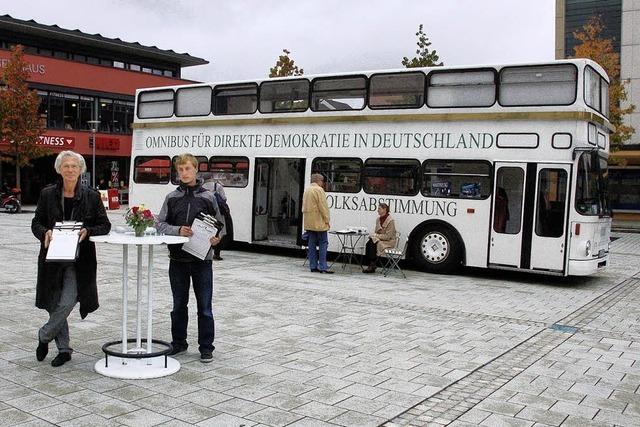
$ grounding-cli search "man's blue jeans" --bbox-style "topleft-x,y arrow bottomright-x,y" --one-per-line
306,230 -> 328,271
168,260 -> 215,353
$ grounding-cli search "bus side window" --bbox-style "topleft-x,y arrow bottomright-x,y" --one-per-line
493,167 -> 524,234
363,159 -> 420,196
213,83 -> 258,115
133,156 -> 171,184
422,160 -> 491,199
259,80 -> 309,113
311,76 -> 366,112
535,169 -> 567,238
209,156 -> 250,188
311,158 -> 362,193
369,72 -> 425,109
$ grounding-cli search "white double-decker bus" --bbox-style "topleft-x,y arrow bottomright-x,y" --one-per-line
129,59 -> 612,276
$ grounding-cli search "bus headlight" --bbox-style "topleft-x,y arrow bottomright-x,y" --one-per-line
585,240 -> 592,256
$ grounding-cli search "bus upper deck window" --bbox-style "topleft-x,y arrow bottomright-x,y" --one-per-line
176,86 -> 212,117
259,80 -> 309,113
213,83 -> 258,115
600,77 -> 609,117
137,90 -> 174,118
369,72 -> 425,109
499,64 -> 577,106
427,70 -> 495,108
311,76 -> 366,111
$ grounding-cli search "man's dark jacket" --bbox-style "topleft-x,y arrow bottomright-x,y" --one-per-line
156,179 -> 224,262
31,181 -> 111,318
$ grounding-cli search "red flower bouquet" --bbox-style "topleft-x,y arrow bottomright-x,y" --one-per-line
125,205 -> 155,236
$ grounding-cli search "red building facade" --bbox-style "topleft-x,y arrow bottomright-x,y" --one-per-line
0,15 -> 208,203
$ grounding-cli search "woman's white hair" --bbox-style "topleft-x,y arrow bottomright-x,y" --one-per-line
54,151 -> 87,174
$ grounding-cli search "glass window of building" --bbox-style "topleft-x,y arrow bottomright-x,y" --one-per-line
48,93 -> 64,129
369,72 -> 425,109
363,159 -> 420,196
79,96 -> 94,130
163,70 -> 174,77
311,76 -> 367,111
99,99 -> 114,132
73,53 -> 86,62
113,61 -> 125,69
63,94 -> 80,129
87,56 -> 100,65
129,64 -> 141,71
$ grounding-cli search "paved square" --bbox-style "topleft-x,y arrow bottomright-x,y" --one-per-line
0,209 -> 639,426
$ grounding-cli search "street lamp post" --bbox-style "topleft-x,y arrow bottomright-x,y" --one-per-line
87,120 -> 100,188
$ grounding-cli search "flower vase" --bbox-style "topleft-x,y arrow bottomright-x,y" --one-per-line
134,225 -> 147,237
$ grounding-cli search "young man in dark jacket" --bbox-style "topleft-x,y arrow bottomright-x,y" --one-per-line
156,154 -> 224,363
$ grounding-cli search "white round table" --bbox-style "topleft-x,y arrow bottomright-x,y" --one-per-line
90,233 -> 188,379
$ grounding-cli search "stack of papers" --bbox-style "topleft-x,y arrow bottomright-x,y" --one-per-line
182,213 -> 223,260
46,222 -> 83,262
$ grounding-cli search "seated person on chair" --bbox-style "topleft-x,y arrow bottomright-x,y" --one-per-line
363,202 -> 397,273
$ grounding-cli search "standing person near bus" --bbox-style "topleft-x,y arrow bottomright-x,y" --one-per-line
302,173 -> 333,274
203,178 -> 228,261
32,151 -> 111,367
156,154 -> 224,363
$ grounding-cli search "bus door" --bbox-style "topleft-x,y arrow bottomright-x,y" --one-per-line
252,158 -> 306,246
489,163 -> 527,267
529,164 -> 570,272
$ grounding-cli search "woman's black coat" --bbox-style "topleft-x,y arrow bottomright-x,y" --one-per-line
31,181 -> 111,318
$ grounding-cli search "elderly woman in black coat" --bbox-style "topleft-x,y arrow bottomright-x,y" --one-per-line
31,150 -> 111,367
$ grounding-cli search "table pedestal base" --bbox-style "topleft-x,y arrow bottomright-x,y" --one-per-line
94,356 -> 180,379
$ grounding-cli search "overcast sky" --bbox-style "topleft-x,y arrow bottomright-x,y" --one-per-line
4,0 -> 556,82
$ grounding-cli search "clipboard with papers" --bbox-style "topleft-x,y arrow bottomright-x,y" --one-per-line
181,213 -> 224,260
46,221 -> 83,262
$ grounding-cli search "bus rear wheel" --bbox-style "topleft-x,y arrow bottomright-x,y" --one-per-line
412,226 -> 461,273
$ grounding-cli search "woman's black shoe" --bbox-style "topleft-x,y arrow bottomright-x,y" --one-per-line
51,352 -> 71,367
318,270 -> 334,274
36,340 -> 48,361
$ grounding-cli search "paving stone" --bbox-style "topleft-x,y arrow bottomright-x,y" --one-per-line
163,403 -> 220,423
210,397 -> 266,417
247,406 -> 305,426
0,408 -> 36,426
196,412 -> 257,426
112,408 -> 172,427
329,410 -> 385,427
292,401 -> 347,421
515,406 -> 568,426
30,402 -> 90,424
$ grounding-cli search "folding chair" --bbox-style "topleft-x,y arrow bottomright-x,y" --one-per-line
381,235 -> 408,278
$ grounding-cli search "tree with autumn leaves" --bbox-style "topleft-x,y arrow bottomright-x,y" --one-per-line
572,16 -> 635,152
269,49 -> 304,78
0,45 -> 47,193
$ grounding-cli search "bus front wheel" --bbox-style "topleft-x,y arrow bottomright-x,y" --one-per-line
412,226 -> 462,273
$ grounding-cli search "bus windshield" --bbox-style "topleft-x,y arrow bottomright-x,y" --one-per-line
575,151 -> 609,216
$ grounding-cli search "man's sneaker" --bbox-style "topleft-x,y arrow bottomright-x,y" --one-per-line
168,344 -> 187,356
200,352 -> 213,363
